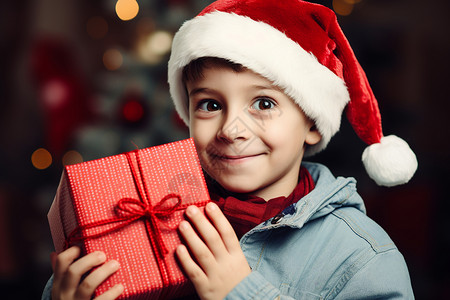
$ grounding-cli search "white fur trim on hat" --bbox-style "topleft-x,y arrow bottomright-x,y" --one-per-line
168,11 -> 350,156
362,135 -> 418,186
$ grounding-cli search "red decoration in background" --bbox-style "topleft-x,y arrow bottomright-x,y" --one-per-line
119,89 -> 150,127
122,99 -> 144,122
30,37 -> 92,159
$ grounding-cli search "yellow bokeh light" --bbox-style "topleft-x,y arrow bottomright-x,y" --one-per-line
147,31 -> 173,56
333,0 -> 354,16
62,150 -> 83,166
136,31 -> 173,64
116,0 -> 139,21
31,148 -> 52,170
103,48 -> 123,71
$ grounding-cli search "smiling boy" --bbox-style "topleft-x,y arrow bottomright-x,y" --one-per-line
186,58 -> 321,199
168,0 -> 417,299
43,0 -> 418,299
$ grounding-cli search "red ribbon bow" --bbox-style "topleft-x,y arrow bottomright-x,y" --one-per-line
115,194 -> 182,256
64,193 -> 183,257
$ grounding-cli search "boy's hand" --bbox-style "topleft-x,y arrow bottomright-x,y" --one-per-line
176,203 -> 251,300
50,246 -> 123,300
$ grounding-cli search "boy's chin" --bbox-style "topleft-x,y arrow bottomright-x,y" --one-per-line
215,179 -> 264,197
204,169 -> 271,198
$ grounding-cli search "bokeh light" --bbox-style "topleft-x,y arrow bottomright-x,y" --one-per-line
333,0 -> 354,16
86,16 -> 108,39
122,99 -> 144,122
136,30 -> 173,64
115,0 -> 139,21
41,79 -> 69,109
146,31 -> 173,56
103,48 -> 123,71
62,150 -> 83,166
31,148 -> 52,170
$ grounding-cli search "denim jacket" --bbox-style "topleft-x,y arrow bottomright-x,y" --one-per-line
42,162 -> 414,299
226,162 -> 414,299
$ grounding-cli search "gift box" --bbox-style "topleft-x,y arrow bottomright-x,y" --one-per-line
48,138 -> 210,299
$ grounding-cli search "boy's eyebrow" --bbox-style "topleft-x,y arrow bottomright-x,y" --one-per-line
188,87 -> 214,97
250,83 -> 284,92
188,84 -> 284,97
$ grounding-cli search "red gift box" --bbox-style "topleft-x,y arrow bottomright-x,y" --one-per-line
48,138 -> 210,299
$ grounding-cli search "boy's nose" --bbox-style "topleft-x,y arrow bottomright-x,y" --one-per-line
216,109 -> 253,143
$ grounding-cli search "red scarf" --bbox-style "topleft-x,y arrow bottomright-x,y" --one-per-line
207,166 -> 315,239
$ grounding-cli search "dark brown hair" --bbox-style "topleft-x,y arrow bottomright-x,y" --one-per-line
182,57 -> 245,84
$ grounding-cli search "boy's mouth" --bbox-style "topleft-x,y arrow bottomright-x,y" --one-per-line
209,153 -> 264,164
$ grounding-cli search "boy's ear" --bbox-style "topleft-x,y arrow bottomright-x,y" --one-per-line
305,124 -> 322,146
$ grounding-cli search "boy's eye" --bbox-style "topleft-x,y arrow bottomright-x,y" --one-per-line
252,98 -> 275,110
198,100 -> 221,111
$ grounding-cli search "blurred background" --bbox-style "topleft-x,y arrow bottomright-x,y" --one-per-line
0,0 -> 449,298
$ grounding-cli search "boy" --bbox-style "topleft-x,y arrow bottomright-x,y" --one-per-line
43,0 -> 418,299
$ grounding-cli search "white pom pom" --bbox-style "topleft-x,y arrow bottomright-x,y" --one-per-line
362,135 -> 418,187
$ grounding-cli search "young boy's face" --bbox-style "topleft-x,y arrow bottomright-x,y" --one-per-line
187,65 -> 321,200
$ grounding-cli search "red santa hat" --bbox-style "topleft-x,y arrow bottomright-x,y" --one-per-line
168,0 -> 418,187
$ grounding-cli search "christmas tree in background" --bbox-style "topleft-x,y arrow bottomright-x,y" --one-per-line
31,0 -> 208,169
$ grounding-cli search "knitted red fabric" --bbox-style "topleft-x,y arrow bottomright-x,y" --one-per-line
208,166 -> 315,239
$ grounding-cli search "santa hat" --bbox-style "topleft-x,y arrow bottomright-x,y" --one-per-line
167,0 -> 418,187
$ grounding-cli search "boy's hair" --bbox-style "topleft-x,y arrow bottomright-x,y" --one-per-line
182,57 -> 245,85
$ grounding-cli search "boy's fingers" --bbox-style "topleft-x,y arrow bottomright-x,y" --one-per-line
94,284 -> 124,300
53,246 -> 81,278
176,245 -> 207,286
76,260 -> 120,299
52,246 -> 81,292
178,220 -> 216,273
184,205 -> 227,257
205,202 -> 240,252
60,251 -> 107,292
52,246 -> 81,298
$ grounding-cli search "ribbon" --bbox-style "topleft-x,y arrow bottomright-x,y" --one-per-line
64,149 -> 209,290
64,193 -> 183,257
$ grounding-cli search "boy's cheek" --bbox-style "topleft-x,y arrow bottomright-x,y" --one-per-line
189,123 -> 213,149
